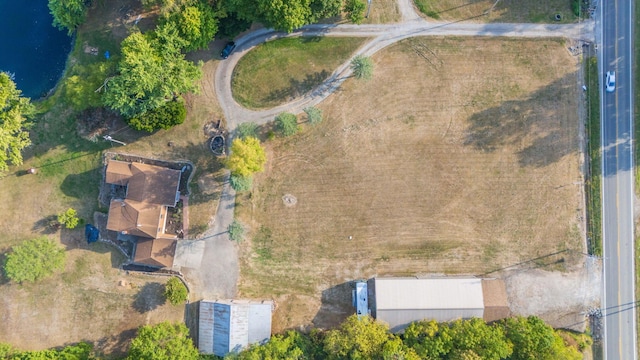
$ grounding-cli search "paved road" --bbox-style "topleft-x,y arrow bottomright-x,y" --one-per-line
216,20 -> 594,130
600,0 -> 637,358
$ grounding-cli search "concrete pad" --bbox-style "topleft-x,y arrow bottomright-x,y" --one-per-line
173,240 -> 205,269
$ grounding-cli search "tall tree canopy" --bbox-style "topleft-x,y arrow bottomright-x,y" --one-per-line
127,322 -> 198,360
227,0 -> 342,32
162,0 -> 219,51
103,28 -> 201,120
48,0 -> 88,35
501,316 -> 581,360
0,73 -> 33,172
323,315 -> 392,359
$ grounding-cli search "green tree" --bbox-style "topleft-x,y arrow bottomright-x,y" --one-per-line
164,277 -> 188,305
257,0 -> 312,32
236,122 -> 259,139
304,106 -> 323,125
448,318 -> 512,360
103,29 -> 201,120
344,0 -> 366,24
225,137 -> 266,177
351,55 -> 373,80
0,73 -> 33,172
128,99 -> 187,132
230,173 -> 253,192
323,315 -> 393,359
381,337 -> 421,360
309,0 -> 343,22
238,330 -> 321,359
403,320 -> 453,359
127,322 -> 198,360
501,316 -> 580,360
4,237 -> 65,283
57,208 -> 80,229
228,220 -> 245,242
163,1 -> 218,51
48,0 -> 88,35
275,112 -> 298,136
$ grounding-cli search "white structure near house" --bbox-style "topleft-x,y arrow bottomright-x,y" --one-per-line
198,299 -> 273,357
366,277 -> 509,332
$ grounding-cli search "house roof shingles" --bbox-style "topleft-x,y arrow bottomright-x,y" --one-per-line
134,237 -> 177,268
105,159 -> 182,269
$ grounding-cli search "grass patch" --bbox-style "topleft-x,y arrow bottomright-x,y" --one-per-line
232,36 -> 367,109
413,0 -> 579,23
414,0 -> 440,19
585,57 -> 601,256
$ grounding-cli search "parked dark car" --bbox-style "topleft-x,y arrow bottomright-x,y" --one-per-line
221,41 -> 236,59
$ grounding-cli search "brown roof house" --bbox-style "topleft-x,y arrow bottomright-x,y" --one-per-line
105,160 -> 182,268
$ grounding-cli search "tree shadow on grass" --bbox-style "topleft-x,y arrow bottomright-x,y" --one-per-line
463,72 -> 578,168
264,70 -> 331,105
133,282 -> 166,313
32,215 -> 60,235
92,328 -> 138,358
312,282 -> 355,329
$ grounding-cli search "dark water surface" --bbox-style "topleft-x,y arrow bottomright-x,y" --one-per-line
0,1 -> 73,99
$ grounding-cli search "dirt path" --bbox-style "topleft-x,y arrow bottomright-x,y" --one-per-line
215,21 -> 594,131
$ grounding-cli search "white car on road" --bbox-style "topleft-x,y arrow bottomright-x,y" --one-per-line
606,71 -> 616,92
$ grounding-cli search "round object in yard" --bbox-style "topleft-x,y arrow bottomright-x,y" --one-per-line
209,135 -> 225,156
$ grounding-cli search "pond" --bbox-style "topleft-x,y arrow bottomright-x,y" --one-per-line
0,1 -> 73,99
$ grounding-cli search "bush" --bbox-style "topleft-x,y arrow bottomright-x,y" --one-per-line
351,55 -> 374,80
236,122 -> 259,139
228,220 -> 244,242
4,237 -> 66,283
127,99 -> 187,132
275,112 -> 298,136
57,208 -> 80,229
304,106 -> 323,125
164,277 -> 188,305
230,173 -> 253,192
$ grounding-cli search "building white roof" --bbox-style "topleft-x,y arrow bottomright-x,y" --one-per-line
373,277 -> 484,310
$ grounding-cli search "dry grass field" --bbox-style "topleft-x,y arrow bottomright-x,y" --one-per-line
236,37 -> 584,330
414,0 -> 578,23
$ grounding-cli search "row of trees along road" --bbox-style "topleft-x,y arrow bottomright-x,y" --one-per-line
0,315 -> 590,359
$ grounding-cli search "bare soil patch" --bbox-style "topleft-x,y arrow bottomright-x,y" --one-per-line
236,37 -> 584,331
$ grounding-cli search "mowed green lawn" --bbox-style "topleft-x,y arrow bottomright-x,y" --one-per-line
232,36 -> 367,109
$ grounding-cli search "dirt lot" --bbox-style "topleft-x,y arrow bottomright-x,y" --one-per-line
235,37 -> 585,331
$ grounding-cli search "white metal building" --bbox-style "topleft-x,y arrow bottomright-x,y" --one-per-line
198,299 -> 273,356
367,277 -> 508,332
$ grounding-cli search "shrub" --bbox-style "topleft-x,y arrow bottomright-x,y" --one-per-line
228,220 -> 244,242
236,122 -> 259,139
351,55 -> 374,80
275,112 -> 298,136
230,174 -> 253,192
304,106 -> 323,125
57,208 -> 80,229
127,99 -> 187,132
164,277 -> 188,305
4,237 -> 65,283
